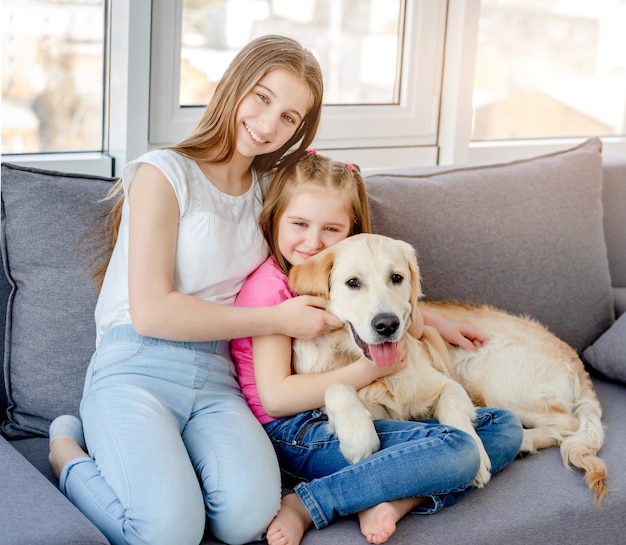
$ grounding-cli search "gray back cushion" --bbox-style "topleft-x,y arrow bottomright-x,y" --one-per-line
1,163 -> 115,438
0,267 -> 10,419
365,138 -> 614,352
602,155 -> 626,316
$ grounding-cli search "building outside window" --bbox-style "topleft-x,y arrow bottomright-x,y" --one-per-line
472,0 -> 626,141
180,0 -> 403,107
1,0 -> 106,155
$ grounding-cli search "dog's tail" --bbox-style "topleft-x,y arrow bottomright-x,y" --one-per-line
560,361 -> 609,507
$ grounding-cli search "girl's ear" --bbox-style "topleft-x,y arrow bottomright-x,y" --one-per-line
289,248 -> 336,298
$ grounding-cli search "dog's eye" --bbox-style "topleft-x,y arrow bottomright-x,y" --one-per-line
390,273 -> 403,284
346,277 -> 361,289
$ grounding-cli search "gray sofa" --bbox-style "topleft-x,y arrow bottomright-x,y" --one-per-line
1,137 -> 625,545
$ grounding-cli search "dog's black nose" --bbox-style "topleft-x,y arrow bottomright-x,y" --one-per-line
372,313 -> 400,337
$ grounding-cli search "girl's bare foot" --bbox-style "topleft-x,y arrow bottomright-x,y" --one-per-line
358,497 -> 425,544
266,493 -> 312,545
359,503 -> 397,544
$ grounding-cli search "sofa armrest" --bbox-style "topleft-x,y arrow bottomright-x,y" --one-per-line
0,435 -> 110,545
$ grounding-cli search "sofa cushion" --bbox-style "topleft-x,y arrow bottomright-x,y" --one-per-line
602,154 -> 626,317
0,435 -> 110,544
0,264 -> 10,420
1,163 -> 115,438
583,312 -> 626,385
365,138 -> 614,352
601,155 -> 626,292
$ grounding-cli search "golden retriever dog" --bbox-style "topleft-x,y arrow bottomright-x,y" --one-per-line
289,233 -> 608,505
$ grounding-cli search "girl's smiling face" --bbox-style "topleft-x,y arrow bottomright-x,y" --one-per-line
235,68 -> 312,158
277,186 -> 352,267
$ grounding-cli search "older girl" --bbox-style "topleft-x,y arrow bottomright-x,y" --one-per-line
48,35 -> 341,545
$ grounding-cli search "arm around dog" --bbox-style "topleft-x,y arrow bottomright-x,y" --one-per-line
254,334 -> 407,418
419,307 -> 489,351
127,169 -> 342,343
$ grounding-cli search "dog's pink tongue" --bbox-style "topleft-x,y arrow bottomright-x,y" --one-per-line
369,342 -> 397,367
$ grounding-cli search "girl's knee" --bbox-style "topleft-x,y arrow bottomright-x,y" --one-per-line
209,507 -> 276,545
499,409 -> 524,452
475,407 -> 524,473
208,487 -> 281,545
441,428 -> 482,483
476,407 -> 521,432
211,523 -> 266,545
481,408 -> 523,441
490,407 -> 522,429
131,507 -> 205,545
122,492 -> 206,545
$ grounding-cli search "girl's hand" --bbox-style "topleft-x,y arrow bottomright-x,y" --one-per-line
276,295 -> 344,340
421,308 -> 489,351
437,319 -> 489,351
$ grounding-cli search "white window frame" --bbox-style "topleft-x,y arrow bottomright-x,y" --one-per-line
148,0 -> 447,168
106,0 -> 152,176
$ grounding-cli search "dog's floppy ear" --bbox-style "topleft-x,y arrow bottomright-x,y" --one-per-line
403,243 -> 423,322
289,248 -> 336,297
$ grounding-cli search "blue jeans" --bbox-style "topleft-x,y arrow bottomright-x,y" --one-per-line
264,407 -> 522,529
59,325 -> 281,545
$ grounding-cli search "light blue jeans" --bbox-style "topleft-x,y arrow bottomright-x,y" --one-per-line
264,407 -> 523,529
59,324 -> 281,545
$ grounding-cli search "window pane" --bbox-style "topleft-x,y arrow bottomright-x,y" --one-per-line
472,0 -> 626,141
1,0 -> 105,154
180,0 -> 402,107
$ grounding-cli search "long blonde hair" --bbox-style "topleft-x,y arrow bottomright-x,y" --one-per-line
93,35 -> 324,287
259,152 -> 371,275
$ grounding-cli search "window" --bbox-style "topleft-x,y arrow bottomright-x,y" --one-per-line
1,0 -> 106,155
179,0 -> 403,107
149,0 -> 446,165
472,0 -> 626,142
3,1 -> 624,173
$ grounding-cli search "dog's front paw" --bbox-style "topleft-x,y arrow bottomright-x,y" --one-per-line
338,421 -> 381,464
472,444 -> 493,488
472,462 -> 492,488
325,382 -> 381,464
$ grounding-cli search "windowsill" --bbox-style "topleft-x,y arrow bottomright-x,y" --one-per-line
468,136 -> 626,164
1,152 -> 115,177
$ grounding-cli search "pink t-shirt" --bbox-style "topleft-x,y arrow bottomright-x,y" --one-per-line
231,256 -> 295,424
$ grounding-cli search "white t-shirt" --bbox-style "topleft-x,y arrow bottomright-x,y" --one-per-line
95,149 -> 270,345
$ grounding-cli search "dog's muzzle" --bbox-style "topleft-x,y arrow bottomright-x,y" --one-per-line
349,321 -> 399,368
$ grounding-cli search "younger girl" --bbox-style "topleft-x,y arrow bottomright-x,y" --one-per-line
48,35 -> 343,545
231,152 -> 523,545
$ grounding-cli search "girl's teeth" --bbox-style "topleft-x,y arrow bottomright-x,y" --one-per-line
246,124 -> 265,143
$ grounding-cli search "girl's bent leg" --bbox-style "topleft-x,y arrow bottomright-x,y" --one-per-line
185,390 -> 282,545
434,407 -> 523,511
268,414 -> 481,529
74,385 -> 206,545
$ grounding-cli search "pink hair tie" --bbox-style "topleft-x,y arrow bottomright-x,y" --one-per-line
307,149 -> 317,155
346,163 -> 355,171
